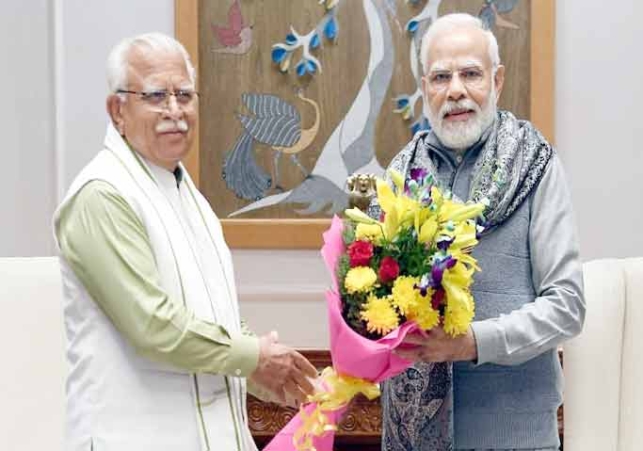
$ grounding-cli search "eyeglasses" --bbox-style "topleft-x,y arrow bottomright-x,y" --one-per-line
116,89 -> 199,107
424,67 -> 486,91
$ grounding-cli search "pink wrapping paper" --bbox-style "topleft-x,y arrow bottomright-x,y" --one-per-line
263,216 -> 422,450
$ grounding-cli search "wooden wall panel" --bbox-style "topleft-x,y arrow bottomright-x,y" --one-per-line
176,0 -> 555,248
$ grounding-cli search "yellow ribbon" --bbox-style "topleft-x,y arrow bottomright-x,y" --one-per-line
292,367 -> 380,451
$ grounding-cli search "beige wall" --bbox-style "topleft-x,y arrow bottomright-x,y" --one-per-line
0,1 -> 56,257
556,0 -> 643,261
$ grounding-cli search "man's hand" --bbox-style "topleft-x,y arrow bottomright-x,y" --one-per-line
395,326 -> 478,363
249,331 -> 318,407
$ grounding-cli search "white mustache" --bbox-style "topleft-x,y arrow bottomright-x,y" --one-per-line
156,120 -> 189,133
440,99 -> 480,118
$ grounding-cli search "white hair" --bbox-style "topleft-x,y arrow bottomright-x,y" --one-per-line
420,13 -> 500,74
106,32 -> 196,95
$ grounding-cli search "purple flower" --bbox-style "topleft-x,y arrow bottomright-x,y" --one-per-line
429,255 -> 457,288
430,265 -> 443,287
436,237 -> 454,251
410,168 -> 428,183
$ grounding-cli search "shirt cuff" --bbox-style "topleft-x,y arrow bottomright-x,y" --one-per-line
225,333 -> 260,377
470,320 -> 503,366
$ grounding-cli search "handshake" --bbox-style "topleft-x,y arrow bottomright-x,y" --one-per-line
249,331 -> 319,408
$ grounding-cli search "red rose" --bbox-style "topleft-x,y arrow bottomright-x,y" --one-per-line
378,256 -> 400,283
348,240 -> 374,267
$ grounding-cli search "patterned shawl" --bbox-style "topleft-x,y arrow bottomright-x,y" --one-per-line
386,110 -> 553,230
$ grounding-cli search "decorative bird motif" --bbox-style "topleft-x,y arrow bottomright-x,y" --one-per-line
211,0 -> 253,55
228,0 -> 394,218
479,0 -> 520,30
222,91 -> 321,200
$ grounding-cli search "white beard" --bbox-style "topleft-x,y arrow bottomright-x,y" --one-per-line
425,86 -> 498,151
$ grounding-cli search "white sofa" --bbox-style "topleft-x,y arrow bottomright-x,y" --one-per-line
0,257 -> 65,451
0,256 -> 641,451
563,258 -> 643,451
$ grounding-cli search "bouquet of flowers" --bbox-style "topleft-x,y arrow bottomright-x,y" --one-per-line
264,169 -> 485,451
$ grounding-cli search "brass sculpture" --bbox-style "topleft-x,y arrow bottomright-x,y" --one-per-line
347,173 -> 377,212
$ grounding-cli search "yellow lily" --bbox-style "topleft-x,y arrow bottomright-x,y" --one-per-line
431,186 -> 444,209
418,216 -> 438,244
384,204 -> 400,240
439,199 -> 485,224
414,207 -> 431,235
389,169 -> 405,194
345,207 -> 379,225
450,220 -> 479,251
451,249 -> 480,272
444,260 -> 475,285
399,197 -> 420,226
376,179 -> 396,214
376,172 -> 420,238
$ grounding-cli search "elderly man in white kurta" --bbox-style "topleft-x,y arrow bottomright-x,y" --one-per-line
54,33 -> 317,451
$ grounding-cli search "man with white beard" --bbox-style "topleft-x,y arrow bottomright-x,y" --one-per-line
378,14 -> 585,451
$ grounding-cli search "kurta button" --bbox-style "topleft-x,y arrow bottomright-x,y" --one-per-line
456,155 -> 463,163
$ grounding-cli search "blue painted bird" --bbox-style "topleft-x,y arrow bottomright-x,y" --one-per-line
222,91 -> 320,201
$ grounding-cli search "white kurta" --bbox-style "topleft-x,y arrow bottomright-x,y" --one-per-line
54,123 -> 257,451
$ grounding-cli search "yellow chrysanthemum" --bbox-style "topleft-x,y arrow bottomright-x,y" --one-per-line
355,223 -> 384,243
360,295 -> 400,335
443,290 -> 475,337
441,262 -> 475,336
407,294 -> 440,331
403,288 -> 430,318
344,266 -> 378,294
391,276 -> 420,316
